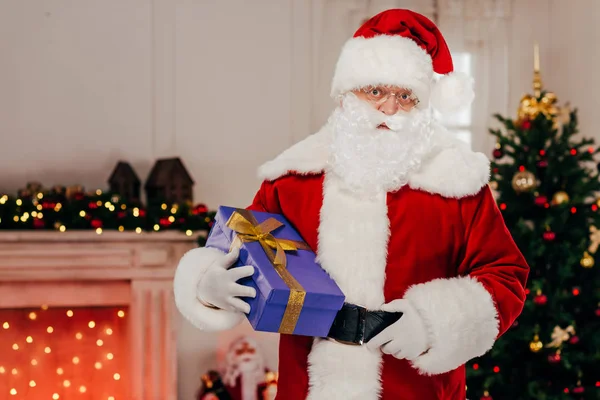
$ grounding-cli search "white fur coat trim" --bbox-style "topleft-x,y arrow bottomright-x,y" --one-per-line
173,247 -> 244,331
403,276 -> 499,375
307,173 -> 390,400
258,122 -> 490,199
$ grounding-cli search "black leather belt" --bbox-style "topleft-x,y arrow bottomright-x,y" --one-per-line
327,303 -> 403,345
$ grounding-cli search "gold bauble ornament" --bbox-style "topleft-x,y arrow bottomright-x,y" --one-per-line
552,191 -> 570,205
581,251 -> 594,268
512,170 -> 537,193
529,334 -> 543,353
490,181 -> 498,190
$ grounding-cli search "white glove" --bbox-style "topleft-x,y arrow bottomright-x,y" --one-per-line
366,299 -> 430,361
197,247 -> 257,314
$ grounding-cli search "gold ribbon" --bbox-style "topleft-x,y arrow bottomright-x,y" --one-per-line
226,209 -> 310,334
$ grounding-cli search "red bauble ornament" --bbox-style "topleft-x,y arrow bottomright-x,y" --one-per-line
74,193 -> 85,201
573,386 -> 585,394
193,203 -> 209,215
139,209 -> 147,217
548,352 -> 561,363
42,201 -> 54,209
569,335 -> 580,344
537,159 -> 548,168
595,308 -> 600,317
522,120 -> 532,130
117,211 -> 126,219
493,149 -> 503,159
159,217 -> 172,226
534,294 -> 548,305
33,219 -> 45,229
534,195 -> 548,206
91,219 -> 103,228
178,217 -> 186,223
543,231 -> 556,241
88,202 -> 98,209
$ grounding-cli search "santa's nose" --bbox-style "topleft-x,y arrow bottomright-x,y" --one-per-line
378,96 -> 400,115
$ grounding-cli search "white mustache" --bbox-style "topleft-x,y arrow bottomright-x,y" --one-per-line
340,94 -> 418,132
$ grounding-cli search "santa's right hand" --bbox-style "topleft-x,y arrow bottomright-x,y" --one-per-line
197,247 -> 256,314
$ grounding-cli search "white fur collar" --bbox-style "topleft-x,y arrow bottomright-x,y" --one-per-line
258,121 -> 490,199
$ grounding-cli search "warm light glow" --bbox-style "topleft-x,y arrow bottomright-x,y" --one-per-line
170,207 -> 177,214
135,227 -> 142,234
12,368 -> 17,375
186,230 -> 193,236
96,189 -> 102,195
10,388 -> 17,395
79,386 -> 87,393
97,339 -> 104,346
109,397 -> 115,400
12,343 -> 19,350
31,359 -> 37,366
80,210 -> 86,217
105,202 -> 111,208
16,199 -> 22,206
67,310 -> 74,317
36,204 -> 42,210
56,368 -> 64,375
54,203 -> 62,212
88,321 -> 96,328
118,225 -> 124,231
59,225 -> 66,232
106,353 -> 114,360
63,380 -> 71,387
13,216 -> 18,222
2,322 -> 9,329
32,211 -> 38,217
37,192 -> 43,199
75,332 -> 83,340
168,216 -> 175,223
52,393 -> 60,399
29,380 -> 36,387
161,203 -> 167,210
120,204 -> 126,210
109,205 -> 115,211
154,224 -> 160,231
47,326 -> 54,333
72,356 -> 80,364
133,207 -> 140,217
117,310 -> 125,318
95,362 -> 102,369
0,366 -> 4,374
28,312 -> 37,320
38,212 -> 43,219
106,328 -> 113,335
113,373 -> 121,380
96,227 -> 103,235
26,336 -> 33,343
41,304 -> 48,310
45,346 -> 51,353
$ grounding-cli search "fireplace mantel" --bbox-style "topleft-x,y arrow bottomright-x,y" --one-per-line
0,230 -> 200,400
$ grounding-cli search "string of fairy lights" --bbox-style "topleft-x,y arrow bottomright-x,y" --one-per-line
1,307 -> 127,399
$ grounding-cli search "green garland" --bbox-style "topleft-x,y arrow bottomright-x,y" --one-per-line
0,186 -> 215,246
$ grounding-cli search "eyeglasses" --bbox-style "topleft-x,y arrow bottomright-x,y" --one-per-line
354,86 -> 419,111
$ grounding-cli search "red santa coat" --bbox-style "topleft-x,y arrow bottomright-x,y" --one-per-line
175,124 -> 529,400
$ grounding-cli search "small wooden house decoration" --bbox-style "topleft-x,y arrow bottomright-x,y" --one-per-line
108,161 -> 141,203
145,157 -> 194,205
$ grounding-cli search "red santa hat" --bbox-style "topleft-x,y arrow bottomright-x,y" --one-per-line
331,9 -> 474,114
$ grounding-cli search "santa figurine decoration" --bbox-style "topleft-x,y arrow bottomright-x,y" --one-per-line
197,370 -> 232,400
175,8 -> 529,400
222,337 -> 275,400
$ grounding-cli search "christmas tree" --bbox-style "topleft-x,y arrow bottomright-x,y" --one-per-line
466,45 -> 600,399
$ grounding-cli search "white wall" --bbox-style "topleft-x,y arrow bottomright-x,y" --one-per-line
1,1 -> 599,399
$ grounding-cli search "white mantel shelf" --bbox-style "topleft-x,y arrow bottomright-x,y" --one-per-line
0,230 -> 202,400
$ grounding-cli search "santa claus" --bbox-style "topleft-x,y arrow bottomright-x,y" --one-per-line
221,337 -> 273,400
175,9 -> 529,400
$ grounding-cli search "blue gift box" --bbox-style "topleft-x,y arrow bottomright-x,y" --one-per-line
205,206 -> 345,337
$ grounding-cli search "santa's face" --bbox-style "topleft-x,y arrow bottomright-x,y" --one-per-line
351,85 -> 419,127
328,91 -> 433,196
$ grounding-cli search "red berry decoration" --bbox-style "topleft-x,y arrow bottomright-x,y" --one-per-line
543,231 -> 556,241
522,120 -> 532,130
91,219 -> 103,229
548,352 -> 561,363
534,294 -> 548,305
534,195 -> 548,206
569,335 -> 580,344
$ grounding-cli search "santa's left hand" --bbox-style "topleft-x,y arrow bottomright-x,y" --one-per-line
366,299 -> 430,361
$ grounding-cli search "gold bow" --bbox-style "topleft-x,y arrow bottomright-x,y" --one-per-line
516,91 -> 558,124
226,209 -> 310,334
546,325 -> 576,348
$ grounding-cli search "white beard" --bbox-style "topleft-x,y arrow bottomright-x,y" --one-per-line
328,94 -> 434,197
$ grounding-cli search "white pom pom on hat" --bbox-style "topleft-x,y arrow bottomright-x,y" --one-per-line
330,9 -> 474,114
